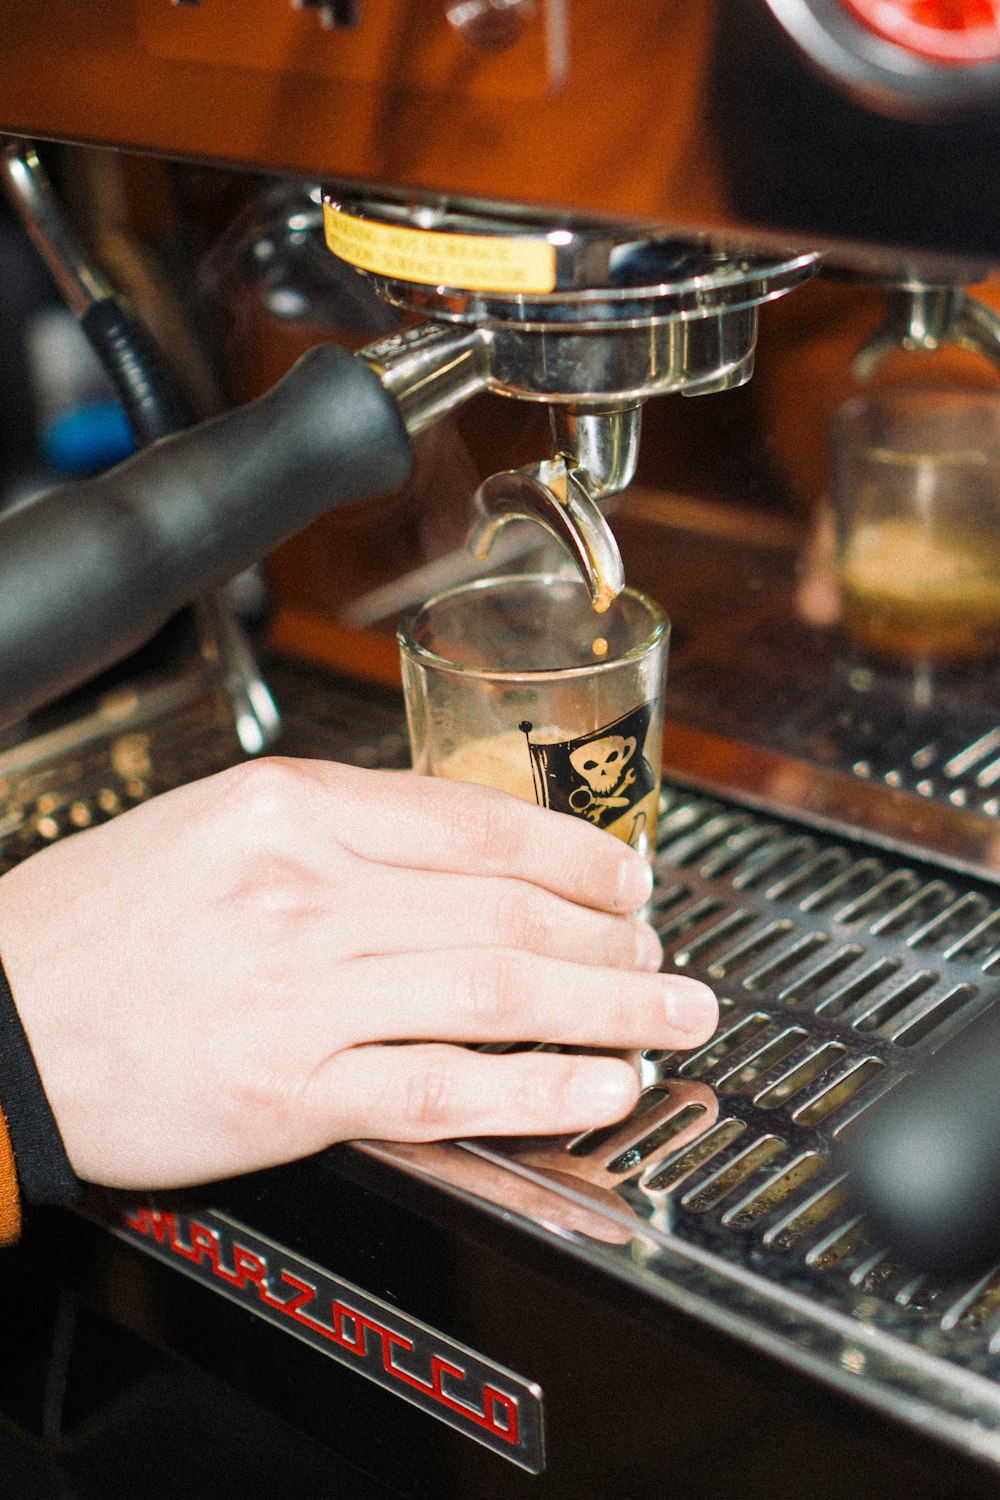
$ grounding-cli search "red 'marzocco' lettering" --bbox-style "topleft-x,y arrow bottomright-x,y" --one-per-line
332,1302 -> 519,1443
121,1209 -> 519,1446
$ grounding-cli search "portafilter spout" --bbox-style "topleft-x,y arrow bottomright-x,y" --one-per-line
468,405 -> 640,611
334,193 -> 821,608
851,276 -> 1000,382
363,323 -> 635,607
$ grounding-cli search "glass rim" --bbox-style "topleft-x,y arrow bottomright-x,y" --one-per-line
396,572 -> 670,684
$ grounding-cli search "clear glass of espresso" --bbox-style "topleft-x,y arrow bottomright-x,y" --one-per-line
397,574 -> 669,861
831,388 -> 1000,667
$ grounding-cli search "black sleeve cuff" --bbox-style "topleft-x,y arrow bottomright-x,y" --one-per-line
0,956 -> 83,1205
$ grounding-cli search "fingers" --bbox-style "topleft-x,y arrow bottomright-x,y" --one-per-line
270,759 -> 654,914
324,950 -> 718,1052
312,1044 -> 644,1142
330,865 -> 664,971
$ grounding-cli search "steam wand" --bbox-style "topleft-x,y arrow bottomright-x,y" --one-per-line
0,138 -> 281,753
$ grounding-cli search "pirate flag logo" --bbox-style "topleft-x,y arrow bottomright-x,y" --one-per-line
519,703 -> 657,840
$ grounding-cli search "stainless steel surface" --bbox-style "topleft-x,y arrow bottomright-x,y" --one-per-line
365,323 -> 490,438
339,197 -> 820,402
549,406 -> 642,494
664,721 -> 1000,888
351,199 -> 818,605
400,309 -> 760,403
470,403 -> 635,607
0,140 -> 111,316
0,138 -> 281,756
469,404 -> 635,607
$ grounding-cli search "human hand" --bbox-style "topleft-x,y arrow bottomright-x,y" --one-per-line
0,757 -> 717,1191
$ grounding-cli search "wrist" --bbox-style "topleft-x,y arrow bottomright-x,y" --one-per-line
0,954 -> 83,1213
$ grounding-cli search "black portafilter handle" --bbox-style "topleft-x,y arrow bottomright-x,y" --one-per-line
842,999 -> 1000,1279
0,340 -> 412,729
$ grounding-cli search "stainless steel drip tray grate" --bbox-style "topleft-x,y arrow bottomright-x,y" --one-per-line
257,665 -> 1000,1451
368,781 -> 1000,1470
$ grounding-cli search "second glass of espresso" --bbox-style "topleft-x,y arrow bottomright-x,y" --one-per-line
397,574 -> 669,861
831,388 -> 1000,668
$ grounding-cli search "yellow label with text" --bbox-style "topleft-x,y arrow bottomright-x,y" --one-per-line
323,203 -> 556,295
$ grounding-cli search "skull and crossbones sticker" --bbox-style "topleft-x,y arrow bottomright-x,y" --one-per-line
567,735 -> 637,819
519,705 -> 656,834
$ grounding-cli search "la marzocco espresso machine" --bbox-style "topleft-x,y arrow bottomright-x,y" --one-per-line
6,3 -> 1000,1497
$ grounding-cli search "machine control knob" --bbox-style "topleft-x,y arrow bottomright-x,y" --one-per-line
840,0 -> 1000,64
765,0 -> 1000,115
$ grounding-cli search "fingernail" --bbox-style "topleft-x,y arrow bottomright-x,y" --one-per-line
616,856 -> 653,911
570,1059 -> 639,1123
664,978 -> 719,1039
633,921 -> 663,971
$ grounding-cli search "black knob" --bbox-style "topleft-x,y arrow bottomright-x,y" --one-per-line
843,1000 -> 1000,1277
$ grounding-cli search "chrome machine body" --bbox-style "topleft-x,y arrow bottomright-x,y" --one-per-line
3,4 -> 1000,1498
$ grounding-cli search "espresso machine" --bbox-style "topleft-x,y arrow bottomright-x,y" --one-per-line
5,3 -> 1000,1497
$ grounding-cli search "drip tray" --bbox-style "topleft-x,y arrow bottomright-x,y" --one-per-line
260,664 -> 1000,1445
371,787 -> 1000,1472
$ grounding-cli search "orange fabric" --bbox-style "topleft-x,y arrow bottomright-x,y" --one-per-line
0,1107 -> 20,1246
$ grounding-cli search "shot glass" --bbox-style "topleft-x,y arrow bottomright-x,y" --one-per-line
397,574 -> 669,860
830,389 -> 1000,668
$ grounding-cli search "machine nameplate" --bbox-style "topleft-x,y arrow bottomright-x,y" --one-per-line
113,1204 -> 545,1473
